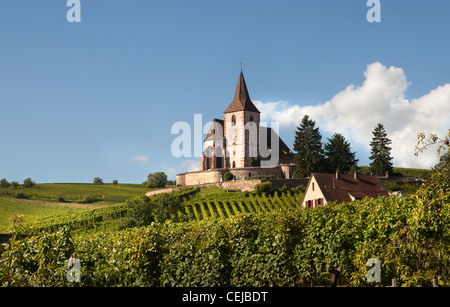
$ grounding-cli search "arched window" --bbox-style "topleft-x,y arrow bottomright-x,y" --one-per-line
249,116 -> 254,122
231,115 -> 236,126
232,161 -> 236,169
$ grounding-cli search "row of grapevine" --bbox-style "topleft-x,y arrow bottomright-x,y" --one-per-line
183,192 -> 302,222
27,203 -> 129,233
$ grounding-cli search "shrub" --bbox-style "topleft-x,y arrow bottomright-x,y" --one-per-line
93,177 -> 104,185
112,180 -> 118,185
254,181 -> 273,195
23,178 -> 35,188
15,192 -> 27,199
223,171 -> 233,182
0,178 -> 10,188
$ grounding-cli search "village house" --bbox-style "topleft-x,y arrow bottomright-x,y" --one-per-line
300,171 -> 389,208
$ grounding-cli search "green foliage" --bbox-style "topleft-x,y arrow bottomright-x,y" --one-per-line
2,183 -> 450,287
146,172 -> 168,189
1,178 -> 10,188
223,171 -> 234,182
382,180 -> 422,195
324,133 -> 359,173
23,178 -> 35,188
93,177 -> 104,185
369,123 -> 394,175
392,167 -> 432,179
250,155 -> 261,167
254,181 -> 273,195
121,187 -> 201,228
0,183 -> 148,205
293,115 -> 325,178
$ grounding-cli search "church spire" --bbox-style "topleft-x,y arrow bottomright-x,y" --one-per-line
224,70 -> 260,114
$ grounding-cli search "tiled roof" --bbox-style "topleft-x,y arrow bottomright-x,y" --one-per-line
261,127 -> 294,164
224,71 -> 260,114
313,172 -> 389,204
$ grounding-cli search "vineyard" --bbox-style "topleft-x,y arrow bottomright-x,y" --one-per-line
182,188 -> 303,221
21,186 -> 304,233
1,161 -> 449,287
0,183 -> 149,205
1,184 -> 449,287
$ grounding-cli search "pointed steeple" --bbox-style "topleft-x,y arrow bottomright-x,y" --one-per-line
224,71 -> 260,114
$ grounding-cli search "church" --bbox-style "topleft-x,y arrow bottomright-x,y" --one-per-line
176,71 -> 296,187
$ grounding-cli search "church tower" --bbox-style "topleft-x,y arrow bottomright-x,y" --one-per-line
223,71 -> 261,168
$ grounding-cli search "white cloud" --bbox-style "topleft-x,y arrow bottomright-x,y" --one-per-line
181,159 -> 200,173
255,62 -> 450,169
131,155 -> 149,163
162,165 -> 177,177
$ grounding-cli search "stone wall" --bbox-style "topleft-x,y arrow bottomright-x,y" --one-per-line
176,164 -> 296,187
157,177 -> 307,197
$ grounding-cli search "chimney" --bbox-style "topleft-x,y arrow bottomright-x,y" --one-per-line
336,170 -> 341,180
354,171 -> 359,181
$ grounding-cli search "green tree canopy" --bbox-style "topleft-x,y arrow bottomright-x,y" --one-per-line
293,115 -> 325,178
369,123 -> 393,175
324,133 -> 359,173
93,177 -> 104,185
147,172 -> 168,189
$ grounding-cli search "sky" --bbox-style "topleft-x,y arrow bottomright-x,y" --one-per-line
0,0 -> 449,183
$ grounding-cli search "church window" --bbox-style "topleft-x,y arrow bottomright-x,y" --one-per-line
231,115 -> 236,126
250,116 -> 254,122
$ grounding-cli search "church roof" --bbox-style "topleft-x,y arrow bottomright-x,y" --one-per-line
224,71 -> 260,114
260,127 -> 294,164
204,118 -> 224,141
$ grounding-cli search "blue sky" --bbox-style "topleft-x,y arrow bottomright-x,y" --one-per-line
0,1 -> 449,183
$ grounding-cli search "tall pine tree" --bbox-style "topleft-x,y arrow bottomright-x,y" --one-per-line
324,133 -> 359,173
293,115 -> 324,178
369,123 -> 393,175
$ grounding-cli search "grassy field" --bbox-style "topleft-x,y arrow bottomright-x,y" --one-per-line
0,183 -> 149,232
0,197 -> 86,232
0,183 -> 149,204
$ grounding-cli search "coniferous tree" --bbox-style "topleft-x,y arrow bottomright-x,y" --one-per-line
293,115 -> 324,178
324,133 -> 359,173
369,123 -> 393,175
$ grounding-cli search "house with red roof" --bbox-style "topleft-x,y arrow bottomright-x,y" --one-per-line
301,171 -> 389,208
